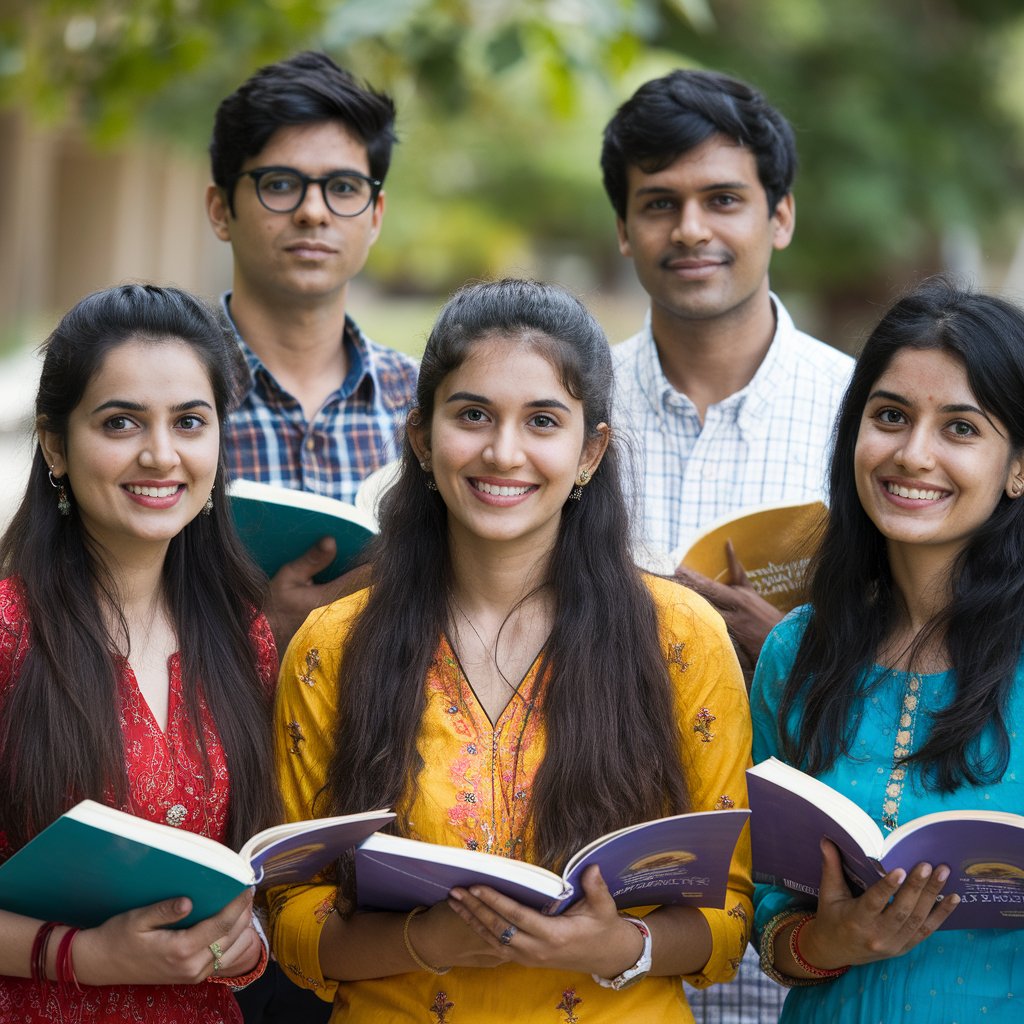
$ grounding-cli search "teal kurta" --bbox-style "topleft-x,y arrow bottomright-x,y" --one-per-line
751,607 -> 1024,1023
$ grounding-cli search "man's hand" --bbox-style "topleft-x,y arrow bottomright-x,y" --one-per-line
265,537 -> 341,652
674,540 -> 782,679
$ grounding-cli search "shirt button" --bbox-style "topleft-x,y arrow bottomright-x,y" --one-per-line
305,439 -> 315,452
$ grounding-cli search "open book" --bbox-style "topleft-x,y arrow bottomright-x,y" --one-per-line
355,809 -> 749,915
674,500 -> 827,614
228,479 -> 378,583
748,757 -> 1024,930
0,800 -> 394,929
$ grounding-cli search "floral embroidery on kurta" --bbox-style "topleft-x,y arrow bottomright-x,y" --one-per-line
430,990 -> 455,1023
714,793 -> 735,810
556,988 -> 583,1022
694,706 -> 716,742
287,719 -> 306,755
298,647 -> 321,686
667,641 -> 688,670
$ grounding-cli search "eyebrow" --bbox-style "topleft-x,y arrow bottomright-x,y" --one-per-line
867,389 -> 985,416
445,391 -> 572,413
90,399 -> 215,415
634,181 -> 752,197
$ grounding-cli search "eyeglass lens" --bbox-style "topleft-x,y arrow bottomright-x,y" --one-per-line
255,170 -> 375,216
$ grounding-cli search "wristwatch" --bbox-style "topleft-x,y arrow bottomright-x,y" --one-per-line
592,915 -> 653,990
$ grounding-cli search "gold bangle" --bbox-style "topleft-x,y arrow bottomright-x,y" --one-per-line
403,906 -> 451,975
758,910 -> 822,988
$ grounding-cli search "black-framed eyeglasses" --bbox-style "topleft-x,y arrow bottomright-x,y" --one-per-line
235,166 -> 382,217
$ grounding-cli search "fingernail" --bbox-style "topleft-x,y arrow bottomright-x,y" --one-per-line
936,866 -> 949,883
948,894 -> 961,906
919,864 -> 932,879
470,888 -> 482,898
449,889 -> 463,902
892,869 -> 907,884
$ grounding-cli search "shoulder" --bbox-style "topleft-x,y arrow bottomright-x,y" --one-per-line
611,328 -> 649,372
771,295 -> 854,385
641,573 -> 737,673
286,588 -> 372,665
0,577 -> 31,694
352,323 -> 419,396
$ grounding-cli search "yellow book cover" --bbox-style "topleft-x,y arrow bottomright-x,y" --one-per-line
675,500 -> 827,613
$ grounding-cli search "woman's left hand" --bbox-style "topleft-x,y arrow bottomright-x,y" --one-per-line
447,865 -> 644,979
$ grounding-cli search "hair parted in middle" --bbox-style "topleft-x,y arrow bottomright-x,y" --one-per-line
322,278 -> 691,874
209,50 -> 397,213
778,276 -> 1024,794
600,68 -> 798,221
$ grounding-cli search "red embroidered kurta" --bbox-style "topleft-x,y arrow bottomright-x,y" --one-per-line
0,576 -> 277,1023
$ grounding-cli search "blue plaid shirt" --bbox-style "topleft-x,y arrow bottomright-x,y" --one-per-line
220,294 -> 418,504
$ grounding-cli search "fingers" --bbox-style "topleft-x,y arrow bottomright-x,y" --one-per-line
448,886 -> 538,947
277,537 -> 337,584
724,540 -> 750,587
674,566 -> 737,611
131,896 -> 194,931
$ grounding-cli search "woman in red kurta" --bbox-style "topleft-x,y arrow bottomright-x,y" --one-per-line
0,285 -> 279,1023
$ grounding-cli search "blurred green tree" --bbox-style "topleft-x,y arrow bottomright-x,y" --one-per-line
2,0 -> 1024,335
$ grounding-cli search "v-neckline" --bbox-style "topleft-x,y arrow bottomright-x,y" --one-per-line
442,634 -> 545,728
119,651 -> 179,737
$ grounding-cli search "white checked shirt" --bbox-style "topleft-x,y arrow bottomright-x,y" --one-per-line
613,295 -> 854,571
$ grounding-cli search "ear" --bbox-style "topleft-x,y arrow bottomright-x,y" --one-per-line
1005,454 -> 1024,500
205,183 -> 232,242
37,419 -> 66,478
406,408 -> 430,465
368,190 -> 386,246
770,192 -> 795,252
615,217 -> 632,258
578,423 -> 611,480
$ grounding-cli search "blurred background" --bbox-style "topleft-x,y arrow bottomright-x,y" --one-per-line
3,0 -> 1024,517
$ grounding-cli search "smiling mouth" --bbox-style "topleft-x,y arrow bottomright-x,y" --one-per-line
472,481 -> 534,497
885,482 -> 946,501
124,484 -> 182,498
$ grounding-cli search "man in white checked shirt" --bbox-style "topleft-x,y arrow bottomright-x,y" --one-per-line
601,70 -> 853,1024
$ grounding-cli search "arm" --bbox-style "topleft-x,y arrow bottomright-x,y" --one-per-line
0,890 -> 261,986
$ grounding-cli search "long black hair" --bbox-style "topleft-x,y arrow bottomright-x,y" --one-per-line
323,279 -> 690,870
0,284 -> 278,850
780,277 -> 1024,791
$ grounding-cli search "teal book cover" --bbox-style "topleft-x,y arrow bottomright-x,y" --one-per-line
228,479 -> 378,583
0,813 -> 252,929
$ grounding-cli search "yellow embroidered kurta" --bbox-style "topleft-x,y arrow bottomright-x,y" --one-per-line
269,574 -> 753,1023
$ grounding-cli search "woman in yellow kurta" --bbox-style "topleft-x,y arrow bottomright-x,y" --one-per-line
268,279 -> 753,1023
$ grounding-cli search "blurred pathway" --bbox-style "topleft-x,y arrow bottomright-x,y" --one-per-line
0,345 -> 41,531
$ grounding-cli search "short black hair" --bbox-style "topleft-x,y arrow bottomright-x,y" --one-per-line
209,50 -> 397,213
600,69 -> 797,220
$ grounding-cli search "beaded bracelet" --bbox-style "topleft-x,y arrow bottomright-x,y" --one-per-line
790,915 -> 850,979
30,921 -> 62,986
403,906 -> 451,975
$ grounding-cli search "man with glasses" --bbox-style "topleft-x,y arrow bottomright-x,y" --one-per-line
206,51 -> 417,653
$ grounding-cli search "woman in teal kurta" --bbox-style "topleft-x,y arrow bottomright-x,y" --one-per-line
750,279 -> 1024,1021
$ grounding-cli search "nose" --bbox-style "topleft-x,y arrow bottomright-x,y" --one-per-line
670,199 -> 712,247
894,426 -> 935,473
483,423 -> 525,470
293,180 -> 331,226
139,426 -> 181,471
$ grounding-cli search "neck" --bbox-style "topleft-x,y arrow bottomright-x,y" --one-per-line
228,283 -> 349,417
649,285 -> 777,420
91,542 -> 169,643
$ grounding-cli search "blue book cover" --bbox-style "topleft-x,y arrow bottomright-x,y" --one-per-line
228,479 -> 378,583
354,809 -> 749,915
0,801 -> 394,929
748,757 -> 1024,930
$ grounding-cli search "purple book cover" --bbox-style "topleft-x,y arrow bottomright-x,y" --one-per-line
250,812 -> 395,886
355,809 -> 749,915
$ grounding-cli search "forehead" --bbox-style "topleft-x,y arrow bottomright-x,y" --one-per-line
437,335 -> 576,402
870,347 -> 972,400
244,120 -> 370,175
80,338 -> 215,407
626,134 -> 764,195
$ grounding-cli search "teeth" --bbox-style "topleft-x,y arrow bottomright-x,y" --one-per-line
474,481 -> 531,497
126,485 -> 179,498
886,483 -> 943,501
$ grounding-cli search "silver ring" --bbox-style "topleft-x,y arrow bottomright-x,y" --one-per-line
498,925 -> 516,945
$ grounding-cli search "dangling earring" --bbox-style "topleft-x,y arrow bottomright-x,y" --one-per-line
421,459 -> 438,492
202,486 -> 215,516
49,467 -> 71,517
569,467 -> 591,502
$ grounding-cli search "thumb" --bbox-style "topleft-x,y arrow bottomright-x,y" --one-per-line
816,838 -> 851,907
574,865 -> 616,913
277,537 -> 337,584
136,896 -> 193,930
724,540 -> 751,588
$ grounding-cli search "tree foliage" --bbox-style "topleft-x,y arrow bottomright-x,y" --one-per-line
3,0 -> 1024,313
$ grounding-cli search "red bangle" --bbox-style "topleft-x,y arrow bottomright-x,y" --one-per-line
30,921 -> 62,985
54,927 -> 82,994
790,916 -> 849,979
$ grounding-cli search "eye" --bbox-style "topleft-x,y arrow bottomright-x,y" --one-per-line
529,413 -> 558,429
326,174 -> 367,198
643,197 -> 676,212
875,407 -> 906,426
459,408 -> 488,423
177,413 -> 208,431
260,172 -> 301,195
710,193 -> 741,208
103,415 -> 136,431
948,419 -> 978,438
